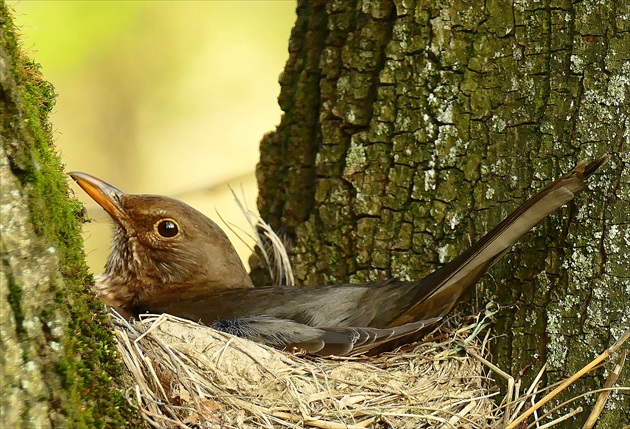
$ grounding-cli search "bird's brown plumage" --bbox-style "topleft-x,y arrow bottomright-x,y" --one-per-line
70,155 -> 608,356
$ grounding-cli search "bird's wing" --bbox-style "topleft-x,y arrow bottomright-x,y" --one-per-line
211,315 -> 441,356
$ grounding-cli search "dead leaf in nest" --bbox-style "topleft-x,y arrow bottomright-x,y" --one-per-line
182,399 -> 226,426
199,399 -> 226,420
170,384 -> 191,403
182,413 -> 200,425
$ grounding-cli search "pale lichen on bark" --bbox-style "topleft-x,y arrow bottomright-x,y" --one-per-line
0,145 -> 67,427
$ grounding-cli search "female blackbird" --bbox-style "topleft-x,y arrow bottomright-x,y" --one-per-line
70,155 -> 608,356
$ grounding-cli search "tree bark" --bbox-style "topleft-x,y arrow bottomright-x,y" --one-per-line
1,5 -> 143,428
255,0 -> 629,427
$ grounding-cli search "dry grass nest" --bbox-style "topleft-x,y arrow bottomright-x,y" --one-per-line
112,310 -> 629,429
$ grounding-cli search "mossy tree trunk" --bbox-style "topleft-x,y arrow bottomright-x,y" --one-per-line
255,0 -> 629,426
1,6 -> 143,428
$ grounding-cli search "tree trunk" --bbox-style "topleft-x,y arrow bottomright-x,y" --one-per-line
1,6 -> 143,428
255,0 -> 629,427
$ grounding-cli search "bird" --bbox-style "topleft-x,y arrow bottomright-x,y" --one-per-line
70,155 -> 608,356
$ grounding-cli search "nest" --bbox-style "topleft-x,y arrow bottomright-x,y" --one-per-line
112,307 -> 630,429
113,312 -> 503,428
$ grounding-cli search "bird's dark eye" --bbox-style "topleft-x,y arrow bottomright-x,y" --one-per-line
154,218 -> 180,238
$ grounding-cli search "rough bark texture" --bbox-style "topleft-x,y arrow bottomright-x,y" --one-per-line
255,0 -> 629,426
1,6 -> 143,428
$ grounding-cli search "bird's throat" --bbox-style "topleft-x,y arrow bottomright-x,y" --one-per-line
94,273 -> 140,309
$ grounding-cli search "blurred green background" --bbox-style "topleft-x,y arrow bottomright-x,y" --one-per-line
9,1 -> 296,273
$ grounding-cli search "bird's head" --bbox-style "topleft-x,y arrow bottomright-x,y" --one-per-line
70,172 -> 254,310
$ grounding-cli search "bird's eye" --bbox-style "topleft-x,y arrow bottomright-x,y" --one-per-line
154,218 -> 180,238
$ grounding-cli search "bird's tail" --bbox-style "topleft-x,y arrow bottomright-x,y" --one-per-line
389,155 -> 609,326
